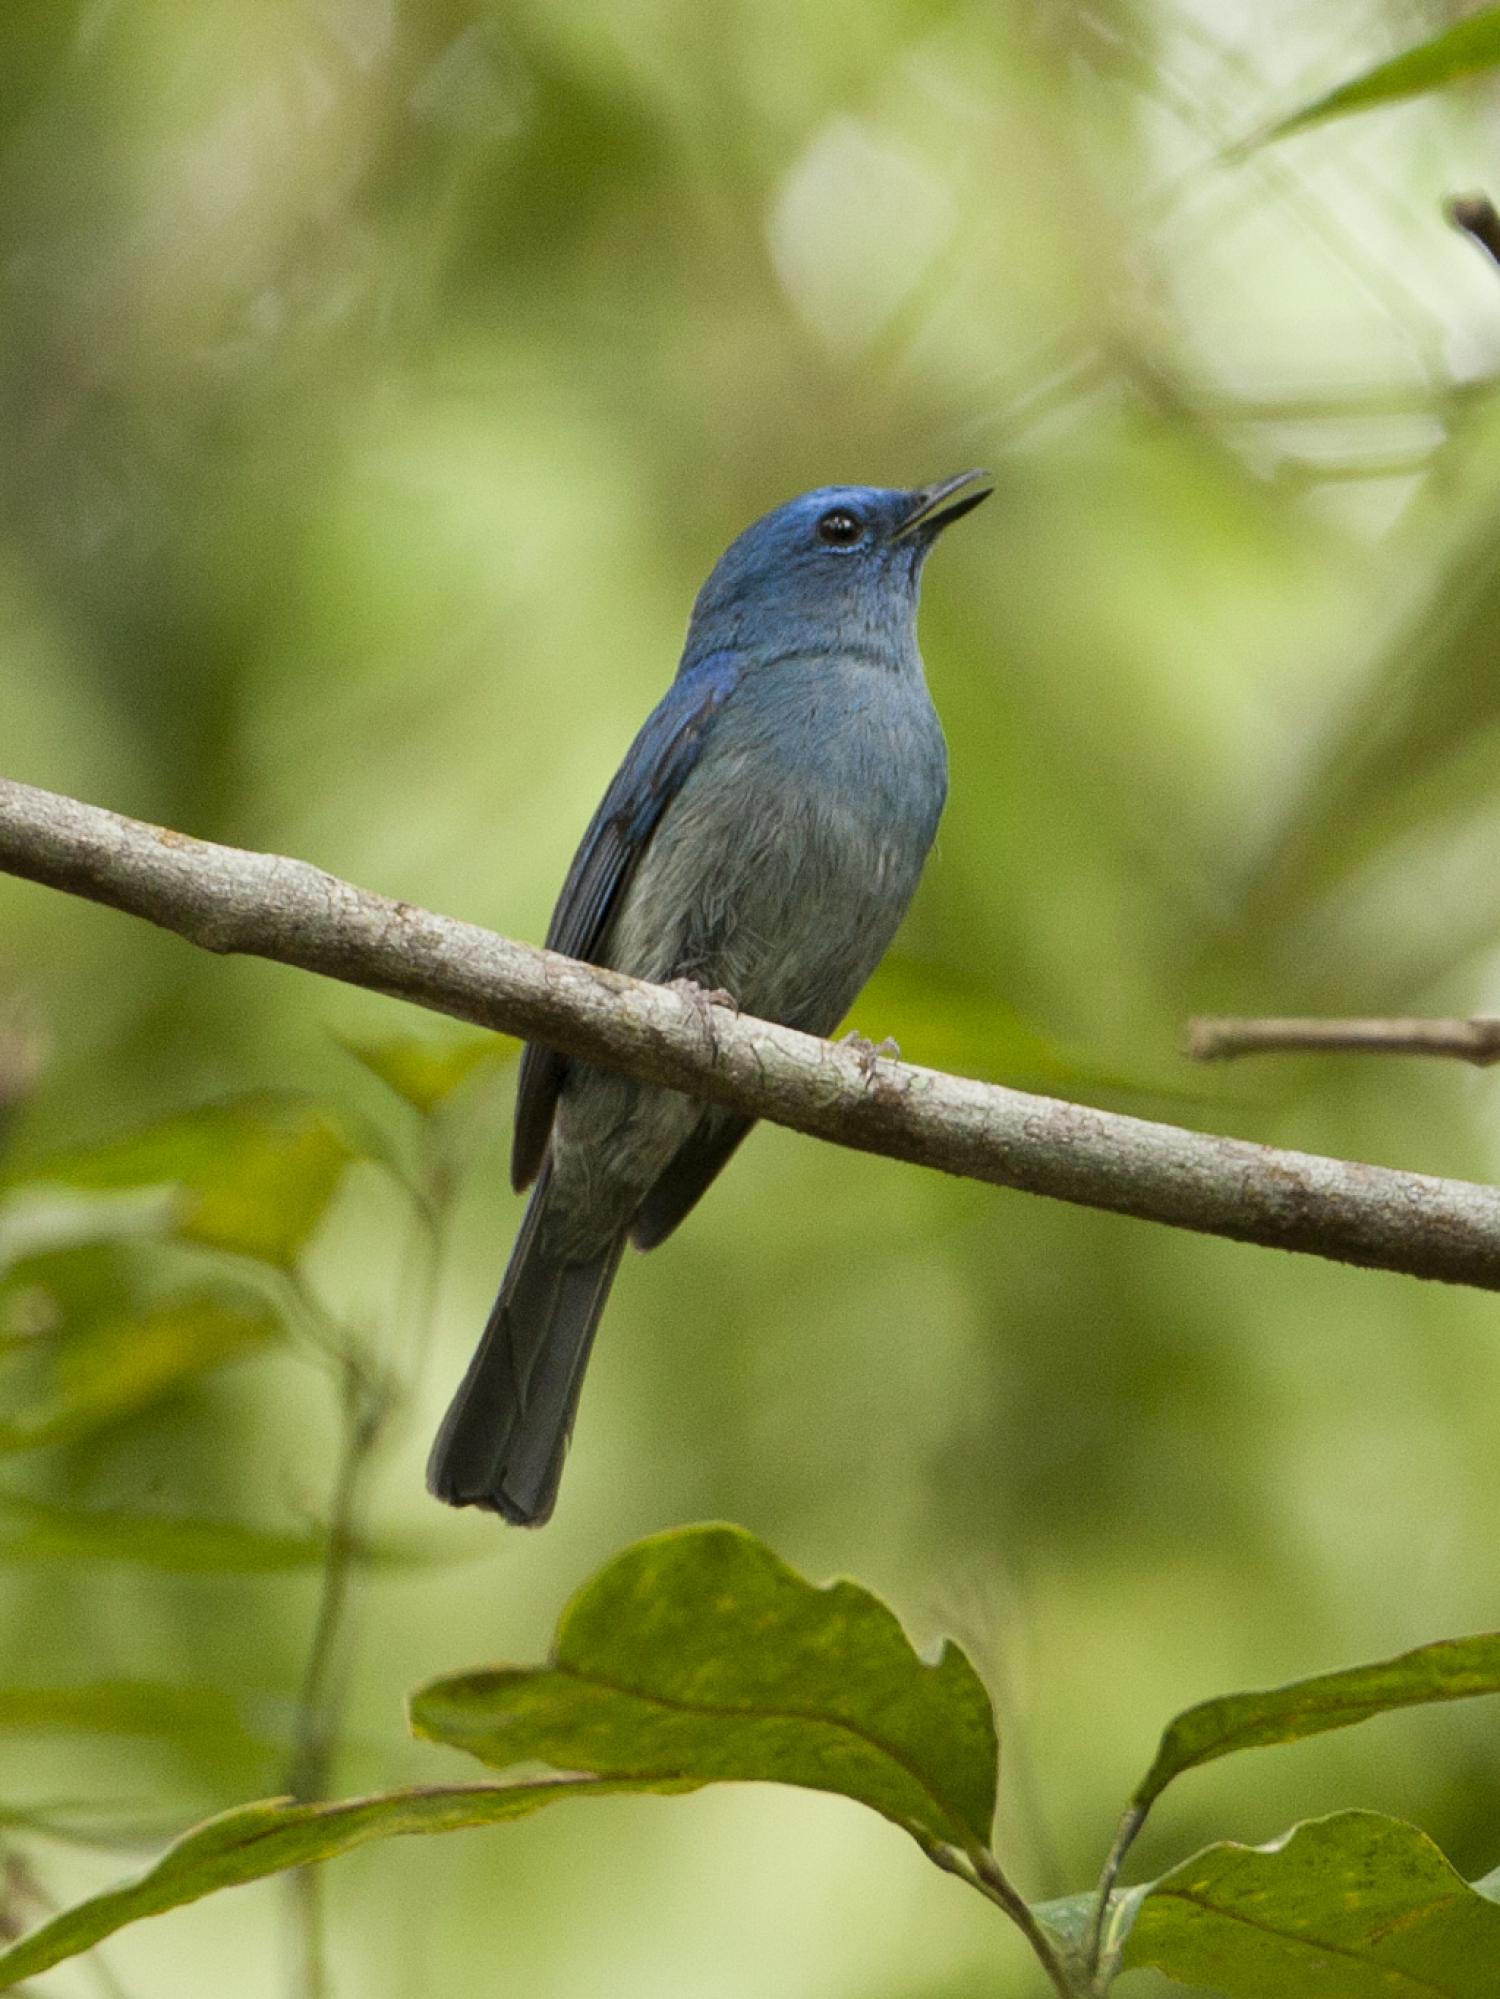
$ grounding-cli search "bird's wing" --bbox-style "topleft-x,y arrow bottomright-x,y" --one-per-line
511,650 -> 742,1191
628,1109 -> 755,1249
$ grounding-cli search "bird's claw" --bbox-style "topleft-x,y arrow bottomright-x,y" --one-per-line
667,980 -> 740,1059
667,978 -> 740,1015
839,1029 -> 901,1080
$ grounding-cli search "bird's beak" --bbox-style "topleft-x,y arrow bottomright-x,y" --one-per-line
893,468 -> 993,540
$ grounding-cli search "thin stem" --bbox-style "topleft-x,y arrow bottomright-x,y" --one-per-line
282,1361 -> 382,1999
278,1316 -> 397,1999
285,1372 -> 381,1803
396,1131 -> 454,1395
1082,1803 -> 1148,1984
287,1867 -> 328,1999
1186,1015 -> 1500,1066
929,1843 -> 1082,1997
278,1135 -> 454,1999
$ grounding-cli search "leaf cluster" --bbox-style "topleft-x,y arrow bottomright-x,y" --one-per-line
5,1521 -> 1500,1996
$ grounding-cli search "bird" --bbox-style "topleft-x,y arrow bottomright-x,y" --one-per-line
427,470 -> 991,1524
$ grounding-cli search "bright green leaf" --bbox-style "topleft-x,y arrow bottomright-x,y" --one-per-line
411,1523 -> 998,1855
24,1094 -> 357,1267
0,1496 -> 330,1571
0,1292 -> 279,1450
1132,1630 -> 1500,1812
0,1534 -> 995,1989
1263,7 -> 1500,141
337,1028 -> 515,1115
1,1241 -> 142,1337
0,1779 -> 640,1989
0,1680 -> 247,1746
0,1494 -> 464,1571
1122,1811 -> 1500,1997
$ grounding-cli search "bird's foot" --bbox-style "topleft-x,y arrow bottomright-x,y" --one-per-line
839,1029 -> 901,1080
667,978 -> 740,1015
667,979 -> 739,1058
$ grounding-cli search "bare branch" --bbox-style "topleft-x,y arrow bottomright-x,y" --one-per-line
4,774 -> 1500,1291
1186,1015 -> 1500,1067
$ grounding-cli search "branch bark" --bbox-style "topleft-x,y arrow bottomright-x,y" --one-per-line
1186,1015 -> 1500,1067
5,774 -> 1500,1291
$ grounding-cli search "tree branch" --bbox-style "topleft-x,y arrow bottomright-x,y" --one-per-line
1186,1015 -> 1500,1067
5,774 -> 1500,1290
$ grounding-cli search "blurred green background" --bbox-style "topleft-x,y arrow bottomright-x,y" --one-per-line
7,1 -> 1500,1993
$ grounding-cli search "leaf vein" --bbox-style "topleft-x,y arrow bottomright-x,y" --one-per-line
547,1658 -> 981,1844
1146,1884 -> 1468,1998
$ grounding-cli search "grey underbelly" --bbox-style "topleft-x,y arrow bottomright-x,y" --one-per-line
609,785 -> 924,1030
543,664 -> 946,1249
542,791 -> 932,1250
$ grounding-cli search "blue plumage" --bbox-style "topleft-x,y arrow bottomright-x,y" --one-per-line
428,472 -> 990,1523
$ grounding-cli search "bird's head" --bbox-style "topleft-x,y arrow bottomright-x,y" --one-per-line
683,471 -> 991,659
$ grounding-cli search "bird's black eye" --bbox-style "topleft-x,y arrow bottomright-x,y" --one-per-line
816,507 -> 864,547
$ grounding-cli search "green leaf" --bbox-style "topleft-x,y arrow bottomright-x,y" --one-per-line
0,1496 -> 332,1571
24,1094 -> 357,1267
1132,1630 -> 1500,1812
0,1292 -> 279,1450
0,1494 -> 463,1571
337,1028 -> 515,1115
0,1680 -> 247,1747
0,1780 -> 635,1989
1121,1811 -> 1500,1997
1,1241 -> 143,1336
0,1186 -> 176,1280
0,1528 -> 996,1989
1263,6 -> 1500,141
411,1523 -> 998,1856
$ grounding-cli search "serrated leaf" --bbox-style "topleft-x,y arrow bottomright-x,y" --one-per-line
1133,1631 -> 1500,1812
411,1523 -> 997,1855
1122,1811 -> 1500,1997
0,1529 -> 998,1989
1263,6 -> 1500,142
337,1028 -> 515,1115
24,1094 -> 357,1267
0,1292 -> 279,1450
0,1779 -> 638,1989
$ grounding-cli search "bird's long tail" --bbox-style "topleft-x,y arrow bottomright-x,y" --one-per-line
426,1164 -> 625,1525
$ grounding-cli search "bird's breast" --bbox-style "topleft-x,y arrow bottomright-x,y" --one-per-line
607,654 -> 947,1032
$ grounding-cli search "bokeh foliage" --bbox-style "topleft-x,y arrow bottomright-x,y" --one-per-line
8,0 -> 1500,1992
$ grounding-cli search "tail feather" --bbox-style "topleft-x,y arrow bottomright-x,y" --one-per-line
426,1166 -> 625,1525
